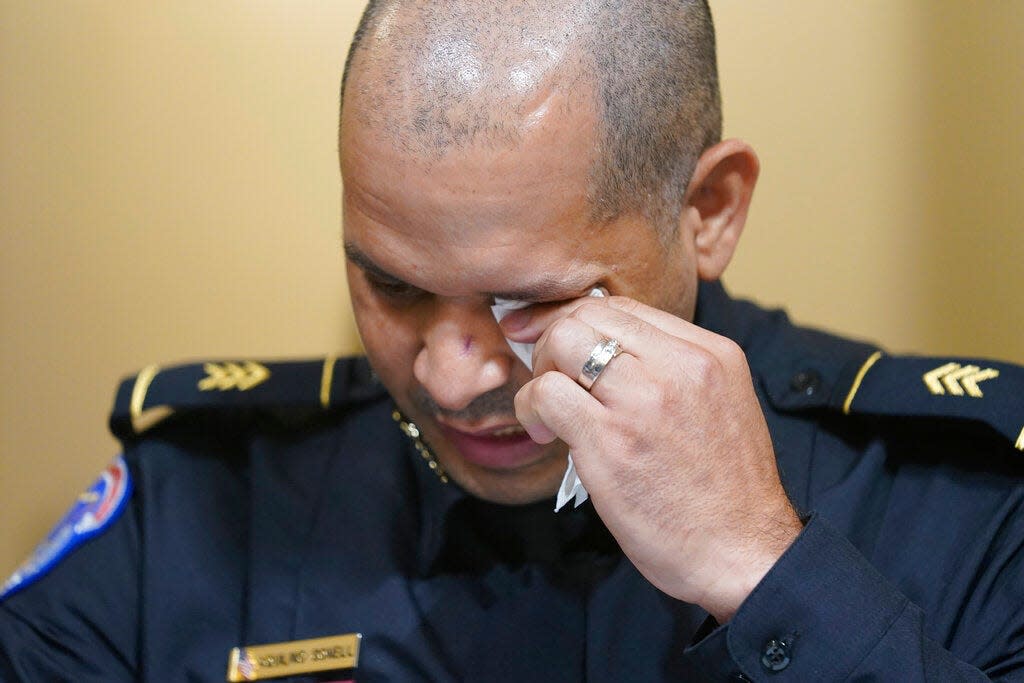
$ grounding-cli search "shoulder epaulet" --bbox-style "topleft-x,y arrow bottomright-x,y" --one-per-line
832,352 -> 1024,451
760,345 -> 1024,452
108,356 -> 386,440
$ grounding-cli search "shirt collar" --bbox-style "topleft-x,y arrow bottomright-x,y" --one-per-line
407,436 -> 619,576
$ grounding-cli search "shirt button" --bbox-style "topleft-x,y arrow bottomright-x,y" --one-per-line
790,370 -> 822,397
761,638 -> 792,672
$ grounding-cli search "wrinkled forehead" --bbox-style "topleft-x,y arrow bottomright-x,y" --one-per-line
340,84 -> 599,248
340,76 -> 607,299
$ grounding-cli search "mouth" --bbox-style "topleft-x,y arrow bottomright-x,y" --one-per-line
436,421 -> 543,470
489,424 -> 528,437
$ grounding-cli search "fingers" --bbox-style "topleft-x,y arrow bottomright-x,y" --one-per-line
514,370 -> 606,449
509,291 -> 751,455
528,314 -> 649,407
532,301 -> 672,365
527,296 -> 737,394
502,294 -> 729,353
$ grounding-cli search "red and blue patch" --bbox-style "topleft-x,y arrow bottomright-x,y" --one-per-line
1,454 -> 132,601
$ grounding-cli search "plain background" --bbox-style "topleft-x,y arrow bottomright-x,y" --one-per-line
2,1 -> 1021,578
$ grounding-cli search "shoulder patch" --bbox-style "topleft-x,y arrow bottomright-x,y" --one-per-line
838,353 -> 1024,450
1,455 -> 132,601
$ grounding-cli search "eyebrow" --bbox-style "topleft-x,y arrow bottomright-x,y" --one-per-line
343,240 -> 592,302
344,241 -> 408,285
487,279 -> 589,302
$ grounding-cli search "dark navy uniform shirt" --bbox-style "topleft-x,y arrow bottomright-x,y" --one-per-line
2,281 -> 1023,681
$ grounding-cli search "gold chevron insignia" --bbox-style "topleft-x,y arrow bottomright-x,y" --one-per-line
198,361 -> 270,392
922,362 -> 999,398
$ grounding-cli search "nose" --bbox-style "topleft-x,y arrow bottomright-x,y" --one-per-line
413,298 -> 513,412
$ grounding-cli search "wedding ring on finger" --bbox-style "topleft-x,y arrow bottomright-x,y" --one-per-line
578,338 -> 623,391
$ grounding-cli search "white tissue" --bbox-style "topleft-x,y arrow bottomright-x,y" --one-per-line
491,288 -> 604,512
489,298 -> 534,369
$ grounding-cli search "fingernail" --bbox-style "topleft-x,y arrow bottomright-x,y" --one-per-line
524,422 -> 557,444
499,309 -> 529,333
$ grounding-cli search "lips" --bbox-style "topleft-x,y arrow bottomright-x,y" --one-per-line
437,421 -> 542,470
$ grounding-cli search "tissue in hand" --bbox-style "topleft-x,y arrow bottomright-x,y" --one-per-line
491,288 -> 604,511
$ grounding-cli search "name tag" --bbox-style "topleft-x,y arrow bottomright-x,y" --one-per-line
226,633 -> 361,681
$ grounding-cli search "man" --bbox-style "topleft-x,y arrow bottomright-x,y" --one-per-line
2,1 -> 1022,680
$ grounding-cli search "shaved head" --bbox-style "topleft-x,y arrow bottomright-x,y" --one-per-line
340,0 -> 721,239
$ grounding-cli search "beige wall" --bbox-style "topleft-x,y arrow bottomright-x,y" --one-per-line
719,2 -> 1024,362
2,2 -> 1021,577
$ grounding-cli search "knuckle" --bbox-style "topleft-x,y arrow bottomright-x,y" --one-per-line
608,295 -> 640,313
687,346 -> 722,384
571,301 -> 604,322
622,315 -> 647,338
661,344 -> 686,371
533,370 -> 567,402
546,316 -> 578,349
716,337 -> 747,366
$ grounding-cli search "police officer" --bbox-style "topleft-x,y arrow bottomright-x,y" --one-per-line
3,1 -> 1024,680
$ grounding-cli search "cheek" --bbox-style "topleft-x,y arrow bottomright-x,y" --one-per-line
348,283 -> 420,390
611,258 -> 695,321
653,269 -> 696,320
634,242 -> 697,320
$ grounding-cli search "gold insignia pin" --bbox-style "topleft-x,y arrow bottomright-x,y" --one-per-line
199,361 -> 271,392
226,633 -> 361,682
923,362 -> 999,398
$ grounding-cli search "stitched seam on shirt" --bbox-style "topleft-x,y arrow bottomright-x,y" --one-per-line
845,598 -> 912,679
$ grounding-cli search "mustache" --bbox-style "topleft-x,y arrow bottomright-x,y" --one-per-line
411,383 -> 520,422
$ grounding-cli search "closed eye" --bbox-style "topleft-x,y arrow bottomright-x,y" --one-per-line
345,241 -> 429,305
362,270 -> 427,304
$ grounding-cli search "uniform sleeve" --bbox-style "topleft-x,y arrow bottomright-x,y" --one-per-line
0,492 -> 141,681
683,514 -> 1024,681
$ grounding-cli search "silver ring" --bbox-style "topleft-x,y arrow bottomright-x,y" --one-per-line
578,338 -> 623,391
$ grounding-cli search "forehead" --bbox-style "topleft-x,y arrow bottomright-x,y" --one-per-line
340,157 -> 605,301
340,83 -> 618,296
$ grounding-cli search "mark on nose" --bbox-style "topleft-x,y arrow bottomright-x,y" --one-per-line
462,335 -> 474,356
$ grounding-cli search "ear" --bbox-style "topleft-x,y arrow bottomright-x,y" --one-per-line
679,139 -> 760,281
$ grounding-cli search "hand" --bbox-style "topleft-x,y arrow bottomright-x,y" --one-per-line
502,295 -> 802,622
